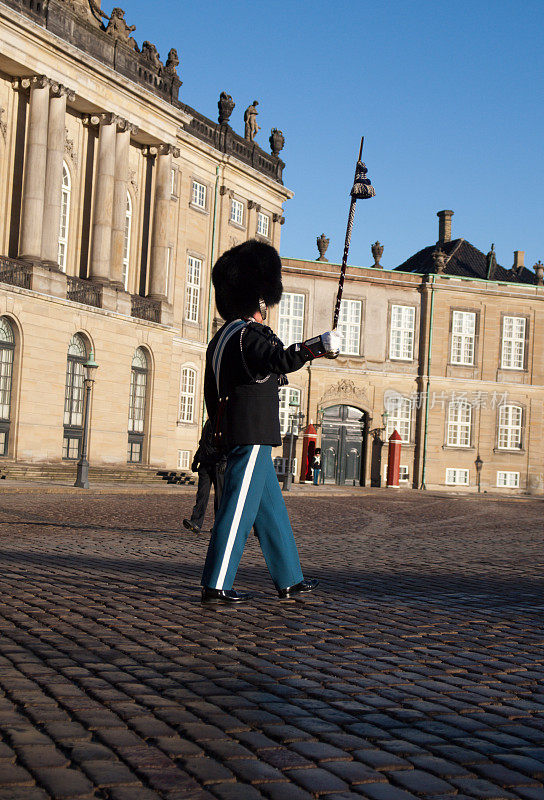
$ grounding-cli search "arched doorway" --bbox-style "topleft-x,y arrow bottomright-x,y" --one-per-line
321,405 -> 367,485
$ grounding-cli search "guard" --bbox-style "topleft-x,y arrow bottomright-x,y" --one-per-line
200,240 -> 340,605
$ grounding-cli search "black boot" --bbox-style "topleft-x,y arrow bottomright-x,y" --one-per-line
183,519 -> 201,534
278,578 -> 319,599
201,587 -> 253,605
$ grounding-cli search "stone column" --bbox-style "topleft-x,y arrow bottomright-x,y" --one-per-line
110,119 -> 137,288
41,84 -> 75,267
19,76 -> 50,262
147,144 -> 179,300
89,113 -> 118,283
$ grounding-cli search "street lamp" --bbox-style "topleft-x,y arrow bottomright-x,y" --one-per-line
283,398 -> 303,492
74,350 -> 99,489
475,454 -> 483,494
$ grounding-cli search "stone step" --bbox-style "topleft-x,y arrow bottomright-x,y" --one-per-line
0,462 -> 194,484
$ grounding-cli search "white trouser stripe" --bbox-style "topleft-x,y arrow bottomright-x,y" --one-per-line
215,444 -> 260,589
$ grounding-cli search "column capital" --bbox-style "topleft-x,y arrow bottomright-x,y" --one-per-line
116,117 -> 139,135
273,213 -> 285,225
99,112 -> 123,127
12,75 -> 50,92
248,200 -> 261,212
157,143 -> 180,158
142,145 -> 159,158
82,114 -> 101,128
50,83 -> 76,102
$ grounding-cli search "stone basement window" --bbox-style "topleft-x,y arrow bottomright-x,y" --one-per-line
497,471 -> 520,488
446,468 -> 469,486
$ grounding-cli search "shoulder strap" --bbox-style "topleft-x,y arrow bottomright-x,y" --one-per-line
212,319 -> 247,393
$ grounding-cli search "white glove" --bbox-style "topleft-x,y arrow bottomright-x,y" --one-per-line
321,330 -> 341,358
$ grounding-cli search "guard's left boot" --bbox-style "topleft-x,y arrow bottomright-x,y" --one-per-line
278,578 -> 319,599
183,519 -> 201,534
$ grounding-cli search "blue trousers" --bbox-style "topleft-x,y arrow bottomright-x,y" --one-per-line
201,445 -> 304,591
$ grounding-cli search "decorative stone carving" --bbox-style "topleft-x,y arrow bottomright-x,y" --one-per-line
371,241 -> 383,268
164,49 -> 179,78
0,107 -> 6,141
316,234 -> 329,262
128,168 -> 139,195
219,185 -> 228,196
247,200 -> 261,211
141,41 -> 162,70
272,213 -> 285,225
534,261 -> 544,286
269,128 -> 285,156
64,128 -> 78,166
432,246 -> 447,274
486,243 -> 497,279
218,92 -> 235,125
244,100 -> 259,142
105,8 -> 137,49
320,380 -> 368,408
158,143 -> 180,158
60,0 -> 107,28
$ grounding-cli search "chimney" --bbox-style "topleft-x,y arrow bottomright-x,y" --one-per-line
437,209 -> 454,243
513,251 -> 525,272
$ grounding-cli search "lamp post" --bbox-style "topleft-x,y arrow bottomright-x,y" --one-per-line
74,350 -> 99,489
475,454 -> 483,494
283,399 -> 302,492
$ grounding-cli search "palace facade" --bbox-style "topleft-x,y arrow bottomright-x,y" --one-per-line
1,0 -> 543,494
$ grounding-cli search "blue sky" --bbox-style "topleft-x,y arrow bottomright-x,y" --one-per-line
119,0 -> 544,271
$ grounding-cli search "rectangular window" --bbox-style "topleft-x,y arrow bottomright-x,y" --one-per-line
446,468 -> 469,485
230,199 -> 244,226
447,401 -> 472,447
278,293 -> 305,347
497,471 -> 520,488
179,368 -> 196,423
386,397 -> 412,443
63,361 -> 84,427
128,372 -> 146,434
338,299 -> 361,356
191,180 -> 206,209
498,405 -> 522,449
171,167 -> 177,196
0,430 -> 7,456
257,212 -> 270,238
389,305 -> 415,361
127,440 -> 142,463
279,387 -> 301,436
0,348 -> 13,420
185,256 -> 202,323
451,311 -> 476,365
501,316 -> 526,369
178,450 -> 191,469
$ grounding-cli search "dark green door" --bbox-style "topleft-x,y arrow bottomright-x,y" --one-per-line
321,405 -> 366,485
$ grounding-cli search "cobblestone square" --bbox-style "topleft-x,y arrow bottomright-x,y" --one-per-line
0,487 -> 542,799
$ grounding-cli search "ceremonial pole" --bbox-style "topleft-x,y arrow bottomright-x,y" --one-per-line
332,137 -> 375,330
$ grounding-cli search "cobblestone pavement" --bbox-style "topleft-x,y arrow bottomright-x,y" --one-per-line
0,488 -> 543,800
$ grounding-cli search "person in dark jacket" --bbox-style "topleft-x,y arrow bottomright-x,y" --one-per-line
183,420 -> 226,534
200,240 -> 340,605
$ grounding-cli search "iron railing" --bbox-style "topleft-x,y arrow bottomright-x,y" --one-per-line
66,276 -> 102,308
131,295 -> 161,323
0,256 -> 33,290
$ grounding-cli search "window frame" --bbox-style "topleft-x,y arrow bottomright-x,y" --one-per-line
449,309 -> 478,367
58,161 -> 71,273
0,317 -> 15,458
279,386 -> 302,437
446,400 -> 473,448
278,291 -> 305,347
62,333 -> 88,461
385,396 -> 412,444
496,471 -> 520,488
496,404 -> 523,451
179,366 -> 197,424
229,198 -> 245,228
190,179 -> 208,212
185,254 -> 202,324
257,211 -> 270,239
122,191 -> 132,291
445,468 -> 470,486
500,314 -> 528,371
388,304 -> 416,362
337,298 -> 362,356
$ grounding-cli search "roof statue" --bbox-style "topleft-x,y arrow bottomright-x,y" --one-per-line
105,8 -> 137,49
244,100 -> 259,142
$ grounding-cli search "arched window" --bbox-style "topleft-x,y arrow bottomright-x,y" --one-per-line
58,162 -> 71,272
179,367 -> 196,423
122,192 -> 132,291
498,404 -> 523,449
128,347 -> 148,463
0,317 -> 15,457
63,334 -> 87,459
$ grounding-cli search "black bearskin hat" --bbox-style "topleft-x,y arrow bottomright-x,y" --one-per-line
213,239 -> 283,321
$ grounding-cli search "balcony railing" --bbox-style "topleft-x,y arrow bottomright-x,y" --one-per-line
0,256 -> 33,290
131,295 -> 161,323
66,276 -> 102,308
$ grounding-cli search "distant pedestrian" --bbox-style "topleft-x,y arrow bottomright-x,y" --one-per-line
311,448 -> 322,485
183,420 -> 226,535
